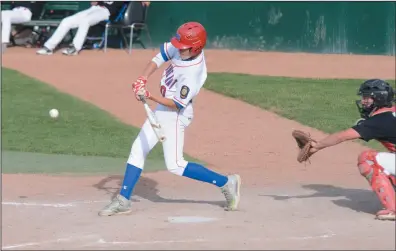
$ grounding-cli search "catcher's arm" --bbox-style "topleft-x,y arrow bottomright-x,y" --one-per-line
312,128 -> 361,150
292,128 -> 362,163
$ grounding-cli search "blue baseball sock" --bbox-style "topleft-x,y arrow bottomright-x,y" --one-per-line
182,162 -> 228,187
119,163 -> 142,200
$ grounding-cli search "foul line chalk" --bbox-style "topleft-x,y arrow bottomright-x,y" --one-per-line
94,233 -> 335,247
248,232 -> 336,243
2,200 -> 108,208
2,235 -> 98,250
288,232 -> 336,240
96,238 -> 207,246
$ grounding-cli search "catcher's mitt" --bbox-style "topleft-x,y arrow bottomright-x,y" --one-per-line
292,130 -> 317,163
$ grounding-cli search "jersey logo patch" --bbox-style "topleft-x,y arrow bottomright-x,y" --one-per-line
180,85 -> 190,99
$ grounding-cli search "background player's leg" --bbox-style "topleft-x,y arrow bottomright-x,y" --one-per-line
1,11 -> 13,44
99,119 -> 159,216
157,109 -> 241,211
1,9 -> 32,44
69,6 -> 110,52
41,8 -> 93,51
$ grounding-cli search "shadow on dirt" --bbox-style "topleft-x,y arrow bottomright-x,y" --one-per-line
93,175 -> 225,208
260,184 -> 381,215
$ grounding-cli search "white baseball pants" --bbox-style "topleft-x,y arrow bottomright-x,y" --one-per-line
1,7 -> 32,43
127,104 -> 192,176
376,152 -> 395,176
44,5 -> 110,51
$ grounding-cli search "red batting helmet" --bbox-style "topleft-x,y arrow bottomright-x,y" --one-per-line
171,22 -> 207,56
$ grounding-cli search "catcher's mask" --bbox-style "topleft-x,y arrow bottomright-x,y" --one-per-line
355,79 -> 395,119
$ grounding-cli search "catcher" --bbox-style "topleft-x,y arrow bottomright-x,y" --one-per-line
292,79 -> 395,221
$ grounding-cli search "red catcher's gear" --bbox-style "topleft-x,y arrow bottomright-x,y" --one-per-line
171,22 -> 207,56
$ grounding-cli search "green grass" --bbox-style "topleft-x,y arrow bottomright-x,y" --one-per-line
205,73 -> 395,150
1,151 -> 167,174
2,68 -> 198,173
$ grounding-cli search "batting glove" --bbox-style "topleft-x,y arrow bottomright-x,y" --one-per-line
135,87 -> 151,101
132,76 -> 147,92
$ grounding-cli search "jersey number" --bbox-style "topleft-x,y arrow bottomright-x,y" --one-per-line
160,85 -> 167,97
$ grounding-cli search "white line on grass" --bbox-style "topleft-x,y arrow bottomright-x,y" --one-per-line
2,200 -> 108,208
2,235 -> 99,249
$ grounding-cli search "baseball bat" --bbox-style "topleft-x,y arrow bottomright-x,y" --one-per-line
138,95 -> 166,142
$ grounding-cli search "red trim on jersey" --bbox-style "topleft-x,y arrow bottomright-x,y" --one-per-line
172,54 -> 204,68
175,112 -> 184,168
380,142 -> 396,152
173,97 -> 187,107
371,106 -> 396,116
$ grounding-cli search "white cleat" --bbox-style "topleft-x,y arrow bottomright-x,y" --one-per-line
221,174 -> 241,211
62,46 -> 79,56
98,194 -> 132,216
36,47 -> 53,55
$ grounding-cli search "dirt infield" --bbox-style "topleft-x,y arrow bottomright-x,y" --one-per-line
2,48 -> 395,250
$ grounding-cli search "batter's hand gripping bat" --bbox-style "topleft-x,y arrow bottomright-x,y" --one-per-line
138,95 -> 166,142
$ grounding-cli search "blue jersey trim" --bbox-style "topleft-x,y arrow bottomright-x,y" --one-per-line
160,44 -> 169,62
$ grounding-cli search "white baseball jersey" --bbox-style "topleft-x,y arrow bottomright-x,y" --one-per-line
125,42 -> 208,175
152,42 -> 208,117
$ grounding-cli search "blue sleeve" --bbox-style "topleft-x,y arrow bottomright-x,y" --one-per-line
160,43 -> 169,62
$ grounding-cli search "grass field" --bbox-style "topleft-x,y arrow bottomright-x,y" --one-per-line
3,68 -> 392,174
205,73 -> 395,150
1,68 -> 197,174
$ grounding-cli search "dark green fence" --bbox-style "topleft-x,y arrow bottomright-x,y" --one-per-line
2,1 -> 394,55
144,1 -> 395,56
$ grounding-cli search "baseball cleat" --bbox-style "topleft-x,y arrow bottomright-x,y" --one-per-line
221,174 -> 241,211
36,47 -> 53,55
98,194 -> 132,216
375,209 -> 395,221
62,46 -> 78,56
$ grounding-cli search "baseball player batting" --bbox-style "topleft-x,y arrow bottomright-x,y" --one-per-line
99,21 -> 241,216
294,79 -> 395,221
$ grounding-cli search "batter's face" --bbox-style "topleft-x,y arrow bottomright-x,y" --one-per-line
361,96 -> 374,108
179,48 -> 193,60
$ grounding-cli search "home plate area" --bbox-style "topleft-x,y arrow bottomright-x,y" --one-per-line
2,184 -> 395,250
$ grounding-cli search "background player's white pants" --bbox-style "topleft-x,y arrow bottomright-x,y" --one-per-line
376,152 -> 395,176
44,6 -> 110,51
127,105 -> 192,176
1,8 -> 32,43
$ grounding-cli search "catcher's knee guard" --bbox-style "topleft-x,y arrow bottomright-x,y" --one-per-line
357,150 -> 395,213
357,150 -> 378,178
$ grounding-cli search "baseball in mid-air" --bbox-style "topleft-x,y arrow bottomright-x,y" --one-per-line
49,108 -> 59,118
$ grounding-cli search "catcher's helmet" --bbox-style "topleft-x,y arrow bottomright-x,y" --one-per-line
171,22 -> 207,56
356,79 -> 395,118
